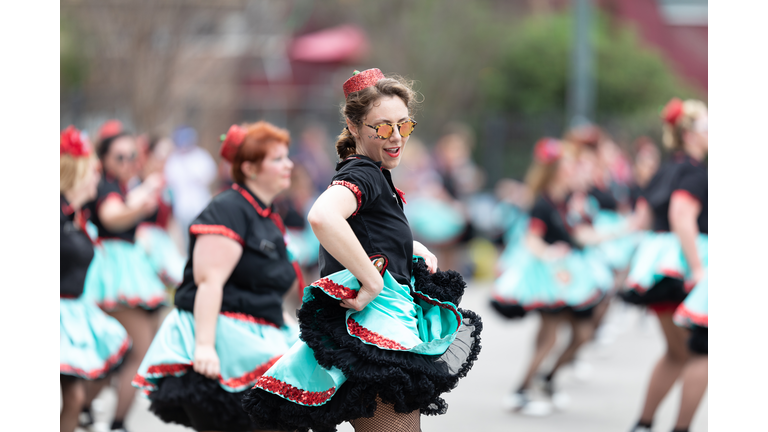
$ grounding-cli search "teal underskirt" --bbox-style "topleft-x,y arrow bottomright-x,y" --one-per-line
60,297 -> 131,380
133,308 -> 299,393
83,239 -> 168,311
674,275 -> 708,329
625,232 -> 708,294
253,263 -> 463,406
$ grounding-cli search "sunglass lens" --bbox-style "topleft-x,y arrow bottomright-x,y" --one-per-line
376,124 -> 393,139
399,121 -> 415,137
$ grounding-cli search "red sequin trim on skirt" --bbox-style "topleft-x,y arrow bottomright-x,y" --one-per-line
313,278 -> 358,299
254,375 -> 336,406
346,317 -> 407,350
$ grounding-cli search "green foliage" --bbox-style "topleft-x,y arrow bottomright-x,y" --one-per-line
480,11 -> 696,117
60,15 -> 88,91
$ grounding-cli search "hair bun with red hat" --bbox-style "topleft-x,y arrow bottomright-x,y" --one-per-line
533,137 -> 562,165
219,124 -> 246,163
343,68 -> 385,98
61,126 -> 91,157
661,97 -> 684,125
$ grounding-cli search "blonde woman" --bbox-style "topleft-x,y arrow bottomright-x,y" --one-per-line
60,127 -> 131,432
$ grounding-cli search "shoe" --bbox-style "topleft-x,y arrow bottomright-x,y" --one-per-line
519,400 -> 553,417
542,378 -> 570,411
78,409 -> 94,428
502,390 -> 530,411
630,427 -> 651,432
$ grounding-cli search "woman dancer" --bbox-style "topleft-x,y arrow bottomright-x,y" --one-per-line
671,276 -> 708,432
135,136 -> 187,287
492,138 -> 632,414
622,98 -> 708,432
132,121 -> 300,431
60,127 -> 131,432
83,128 -> 167,432
242,68 -> 483,432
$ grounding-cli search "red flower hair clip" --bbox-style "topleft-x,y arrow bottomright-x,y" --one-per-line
219,124 -> 246,163
343,68 -> 385,98
60,126 -> 91,157
661,98 -> 684,125
533,137 -> 562,165
98,119 -> 123,141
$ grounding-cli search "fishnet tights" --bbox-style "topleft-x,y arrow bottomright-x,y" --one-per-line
349,397 -> 421,432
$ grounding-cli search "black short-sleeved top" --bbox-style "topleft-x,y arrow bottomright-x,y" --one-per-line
173,184 -> 296,326
83,174 -> 136,242
642,152 -> 707,234
589,185 -> 618,211
319,155 -> 413,285
528,195 -> 579,249
61,196 -> 95,298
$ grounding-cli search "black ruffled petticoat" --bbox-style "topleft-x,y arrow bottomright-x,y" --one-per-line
149,371 -> 259,432
242,260 -> 483,432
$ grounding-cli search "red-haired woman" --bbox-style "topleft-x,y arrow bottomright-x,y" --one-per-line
132,121 -> 301,432
60,127 -> 131,432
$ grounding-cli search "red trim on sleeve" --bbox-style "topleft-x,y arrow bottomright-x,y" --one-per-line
529,217 -> 547,236
671,189 -> 701,205
329,180 -> 362,216
189,224 -> 244,246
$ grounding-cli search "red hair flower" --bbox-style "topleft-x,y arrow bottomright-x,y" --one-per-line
60,126 -> 91,157
661,98 -> 684,125
219,124 -> 246,163
533,137 -> 562,165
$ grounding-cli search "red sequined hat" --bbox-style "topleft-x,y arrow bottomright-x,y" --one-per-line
219,124 -> 246,163
60,126 -> 92,157
533,137 -> 562,164
661,97 -> 684,125
343,68 -> 385,98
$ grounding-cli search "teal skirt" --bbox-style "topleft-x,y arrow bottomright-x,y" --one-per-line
491,246 -> 606,319
674,275 -> 708,329
83,239 -> 168,311
624,232 -> 708,297
404,197 -> 466,245
60,297 -> 131,380
592,210 -> 645,270
242,257 -> 482,432
132,308 -> 298,431
136,224 -> 187,287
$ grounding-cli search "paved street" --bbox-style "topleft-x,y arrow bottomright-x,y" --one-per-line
81,281 -> 707,432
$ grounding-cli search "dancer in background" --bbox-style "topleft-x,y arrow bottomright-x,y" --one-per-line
492,138 -> 635,415
671,275 -> 708,432
135,136 -> 186,288
83,127 -> 167,432
622,98 -> 708,432
133,121 -> 301,432
60,127 -> 131,432
243,68 -> 482,432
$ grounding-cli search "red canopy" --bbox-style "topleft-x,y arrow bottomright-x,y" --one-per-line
289,24 -> 369,63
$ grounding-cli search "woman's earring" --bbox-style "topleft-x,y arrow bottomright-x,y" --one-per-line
250,174 -> 256,180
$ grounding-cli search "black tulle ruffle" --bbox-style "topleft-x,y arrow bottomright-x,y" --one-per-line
621,277 -> 687,306
242,260 -> 483,432
148,370 -> 258,432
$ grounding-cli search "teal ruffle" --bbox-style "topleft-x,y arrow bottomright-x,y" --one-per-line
83,239 -> 168,311
625,232 -> 708,294
60,297 -> 131,380
133,308 -> 298,394
674,275 -> 708,329
136,225 -> 187,287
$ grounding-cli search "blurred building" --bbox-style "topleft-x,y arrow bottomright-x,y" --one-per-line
61,0 -> 367,156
